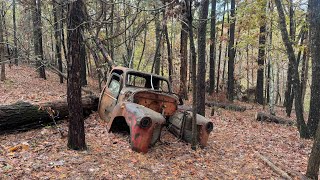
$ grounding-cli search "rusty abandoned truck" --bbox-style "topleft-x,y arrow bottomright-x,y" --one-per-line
98,67 -> 213,153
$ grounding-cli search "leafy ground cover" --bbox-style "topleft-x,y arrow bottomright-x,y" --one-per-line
0,65 -> 313,179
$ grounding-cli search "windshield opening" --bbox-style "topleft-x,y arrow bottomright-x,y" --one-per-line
126,72 -> 170,92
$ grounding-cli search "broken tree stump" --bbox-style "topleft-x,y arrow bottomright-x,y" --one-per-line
0,95 -> 99,134
205,101 -> 246,112
255,112 -> 295,125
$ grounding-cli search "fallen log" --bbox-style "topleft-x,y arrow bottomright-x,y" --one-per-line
205,101 -> 246,112
255,112 -> 295,125
0,95 -> 99,134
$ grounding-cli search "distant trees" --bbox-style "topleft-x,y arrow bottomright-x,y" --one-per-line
67,0 -> 87,150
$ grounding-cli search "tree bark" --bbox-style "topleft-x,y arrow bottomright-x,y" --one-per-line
307,0 -> 320,138
209,0 -> 216,94
227,0 -> 236,101
32,0 -> 46,79
179,11 -> 188,99
284,0 -> 296,117
67,0 -> 87,150
0,4 -> 5,81
12,0 -> 18,66
52,0 -> 63,83
256,0 -> 267,105
222,4 -> 229,90
0,96 -> 98,134
216,1 -> 226,93
274,0 -> 309,138
154,13 -> 161,75
300,48 -> 309,104
197,0 -> 209,116
307,0 -> 320,164
80,41 -> 87,86
185,0 -> 197,150
163,12 -> 173,85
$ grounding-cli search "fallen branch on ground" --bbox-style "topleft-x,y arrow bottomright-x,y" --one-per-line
255,112 -> 295,125
255,151 -> 292,180
205,101 -> 246,112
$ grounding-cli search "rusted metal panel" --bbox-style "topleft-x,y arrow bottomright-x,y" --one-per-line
121,102 -> 165,153
133,91 -> 177,117
167,111 -> 213,148
98,87 -> 117,122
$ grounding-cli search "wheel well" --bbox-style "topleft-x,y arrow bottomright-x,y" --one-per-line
109,116 -> 130,134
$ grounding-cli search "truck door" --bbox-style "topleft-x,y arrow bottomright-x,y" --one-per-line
98,73 -> 122,122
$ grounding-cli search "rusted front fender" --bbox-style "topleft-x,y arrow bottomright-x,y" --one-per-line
116,102 -> 166,153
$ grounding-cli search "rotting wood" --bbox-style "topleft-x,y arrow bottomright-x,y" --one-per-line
0,95 -> 99,134
255,151 -> 292,180
256,112 -> 295,125
205,101 -> 246,112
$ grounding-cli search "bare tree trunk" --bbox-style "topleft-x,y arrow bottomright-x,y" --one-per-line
52,0 -> 63,83
0,4 -> 5,81
13,0 -> 18,66
246,29 -> 250,91
275,0 -> 309,139
109,0 -> 114,60
60,1 -> 68,63
197,0 -> 209,116
284,0 -> 296,117
306,1 -> 320,177
80,41 -> 87,86
154,13 -> 161,75
185,0 -> 197,150
137,21 -> 147,71
300,48 -> 309,104
216,1 -> 226,93
222,3 -> 229,90
32,0 -> 46,79
307,0 -> 320,138
179,12 -> 188,99
209,0 -> 216,94
163,12 -> 173,84
256,0 -> 267,105
268,0 -> 275,115
227,0 -> 236,101
67,0 -> 87,150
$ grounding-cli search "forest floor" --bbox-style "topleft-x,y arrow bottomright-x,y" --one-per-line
0,65 -> 314,179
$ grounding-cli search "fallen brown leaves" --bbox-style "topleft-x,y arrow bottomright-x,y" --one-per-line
0,65 -> 314,179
